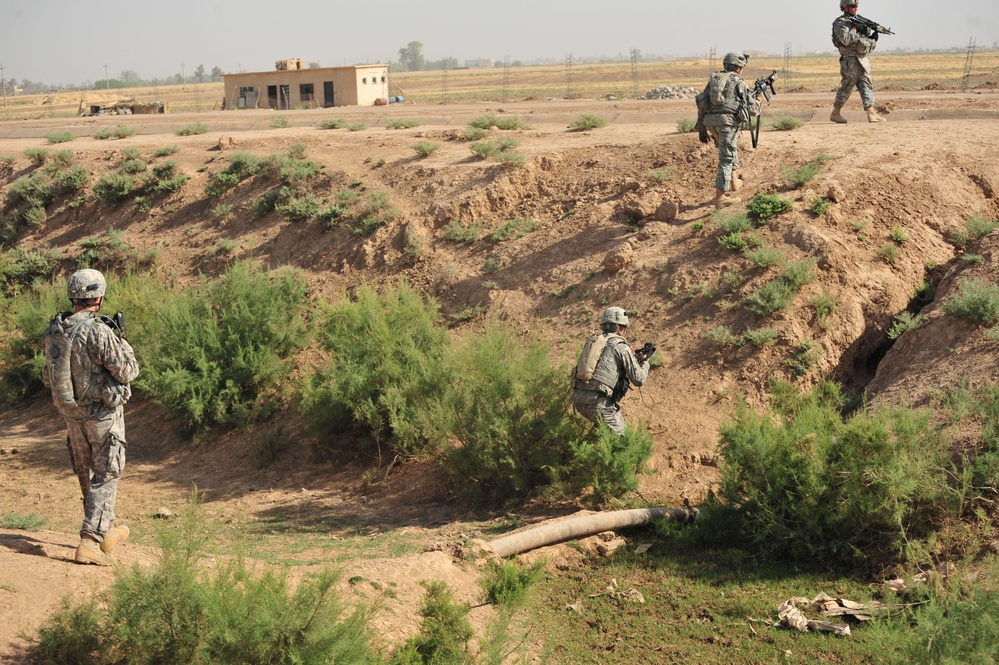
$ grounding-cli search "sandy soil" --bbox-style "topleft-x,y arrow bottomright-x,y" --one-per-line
2,89 -> 999,660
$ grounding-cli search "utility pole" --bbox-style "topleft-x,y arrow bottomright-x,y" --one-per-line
104,63 -> 110,96
1,63 -> 7,109
181,61 -> 186,90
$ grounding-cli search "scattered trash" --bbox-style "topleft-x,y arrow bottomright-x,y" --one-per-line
153,507 -> 174,519
588,578 -> 645,604
777,593 -> 892,636
634,543 -> 652,554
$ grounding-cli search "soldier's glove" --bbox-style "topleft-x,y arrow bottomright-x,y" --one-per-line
698,127 -> 710,144
636,342 -> 656,362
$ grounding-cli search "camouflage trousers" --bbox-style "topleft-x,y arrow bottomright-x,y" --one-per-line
64,405 -> 127,543
835,56 -> 876,109
708,126 -> 741,191
572,389 -> 626,436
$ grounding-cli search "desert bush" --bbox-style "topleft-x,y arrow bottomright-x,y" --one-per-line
493,150 -> 526,167
782,154 -> 833,188
742,327 -> 780,347
569,114 -> 607,131
480,559 -> 544,609
0,248 -> 56,296
810,291 -> 836,322
675,117 -> 696,133
702,380 -> 951,566
441,220 -> 481,244
391,581 -> 474,665
747,192 -> 793,220
299,281 -> 449,453
948,214 -> 999,249
386,118 -> 420,129
346,122 -> 366,131
264,152 -> 323,186
890,227 -> 909,244
769,114 -> 805,131
411,140 -> 440,158
0,511 -> 47,530
782,259 -> 817,289
463,126 -> 491,141
877,244 -> 901,264
318,203 -> 349,229
783,338 -> 822,377
468,114 -> 529,131
35,496 -> 380,665
906,576 -> 999,665
151,160 -> 177,180
743,245 -> 782,269
120,158 -> 147,174
175,122 -> 210,136
490,217 -> 536,241
54,165 -> 90,195
468,140 -> 498,160
154,145 -> 179,156
810,197 -> 831,215
942,279 -> 999,325
46,131 -> 74,144
211,203 -> 234,219
93,125 -> 135,140
647,167 -> 676,182
24,147 -> 49,164
92,172 -> 135,206
204,152 -> 263,197
567,422 -> 654,503
0,280 -> 63,402
887,312 -> 923,340
744,278 -> 797,316
270,114 -> 291,129
718,232 -> 747,251
320,118 -> 346,129
276,193 -> 322,221
706,325 -> 739,347
712,209 -> 753,234
137,262 -> 310,430
51,149 -> 75,168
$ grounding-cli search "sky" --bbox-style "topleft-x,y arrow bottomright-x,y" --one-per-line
1,0 -> 996,86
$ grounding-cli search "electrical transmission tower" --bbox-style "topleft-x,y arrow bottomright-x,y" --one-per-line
630,47 -> 640,99
502,57 -> 511,103
441,59 -> 449,104
565,53 -> 573,99
783,42 -> 793,94
708,46 -> 717,75
962,37 -> 977,92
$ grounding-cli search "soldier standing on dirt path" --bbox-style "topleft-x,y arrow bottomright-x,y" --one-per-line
571,307 -> 651,436
830,0 -> 886,124
41,269 -> 139,566
695,52 -> 762,209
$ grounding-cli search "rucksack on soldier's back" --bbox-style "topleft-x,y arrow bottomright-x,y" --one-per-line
575,332 -> 624,381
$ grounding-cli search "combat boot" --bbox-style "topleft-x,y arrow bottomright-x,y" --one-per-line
865,106 -> 886,123
100,524 -> 130,554
714,189 -> 740,209
730,172 -> 743,192
830,106 -> 847,124
75,537 -> 113,566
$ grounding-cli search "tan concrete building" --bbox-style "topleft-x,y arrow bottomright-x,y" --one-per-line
222,59 -> 390,109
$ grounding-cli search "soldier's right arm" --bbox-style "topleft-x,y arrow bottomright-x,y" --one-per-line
89,325 -> 139,385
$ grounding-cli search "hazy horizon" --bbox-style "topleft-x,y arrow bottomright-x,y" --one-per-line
2,0 -> 995,87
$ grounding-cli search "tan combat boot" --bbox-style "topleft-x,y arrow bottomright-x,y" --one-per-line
714,188 -> 740,209
865,106 -> 886,123
730,171 -> 743,192
830,106 -> 847,124
100,524 -> 130,554
75,537 -> 113,566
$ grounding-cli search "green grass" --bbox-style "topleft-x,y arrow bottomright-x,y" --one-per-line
942,279 -> 999,325
411,140 -> 440,158
175,122 -> 210,136
93,125 -> 135,140
385,118 -> 420,129
320,118 -> 347,129
769,114 -> 805,131
271,115 -> 291,129
0,512 -> 47,530
675,117 -> 696,133
568,114 -> 607,131
46,131 -> 75,144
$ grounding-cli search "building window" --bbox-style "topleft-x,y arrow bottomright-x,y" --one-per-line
381,76 -> 386,83
299,83 -> 315,105
362,77 -> 367,84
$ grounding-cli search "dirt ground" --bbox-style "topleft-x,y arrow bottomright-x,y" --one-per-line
2,87 -> 999,661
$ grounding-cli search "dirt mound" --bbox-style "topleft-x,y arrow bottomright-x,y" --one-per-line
2,91 -> 999,657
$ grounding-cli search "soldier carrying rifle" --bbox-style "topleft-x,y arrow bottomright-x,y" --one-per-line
831,0 -> 893,124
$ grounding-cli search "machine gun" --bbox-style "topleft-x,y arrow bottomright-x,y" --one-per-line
749,68 -> 784,148
635,342 -> 656,362
848,14 -> 894,41
100,311 -> 127,338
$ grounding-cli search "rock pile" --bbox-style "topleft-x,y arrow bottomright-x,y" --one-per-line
643,85 -> 699,100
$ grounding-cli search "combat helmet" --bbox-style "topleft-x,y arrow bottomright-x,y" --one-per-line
67,269 -> 107,301
722,52 -> 749,69
600,306 -> 629,327
840,0 -> 858,9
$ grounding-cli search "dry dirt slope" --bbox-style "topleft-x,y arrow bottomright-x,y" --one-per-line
1,95 -> 999,659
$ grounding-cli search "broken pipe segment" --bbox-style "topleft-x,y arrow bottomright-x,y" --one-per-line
488,506 -> 698,558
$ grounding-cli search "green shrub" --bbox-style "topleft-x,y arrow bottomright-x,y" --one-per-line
270,114 -> 291,128
150,160 -> 177,180
647,167 -> 676,182
783,338 -> 822,377
706,325 -> 739,347
744,278 -> 797,316
782,259 -> 816,289
391,581 -> 473,665
120,158 -> 146,174
742,327 -> 780,347
480,559 -> 544,609
943,279 -> 999,325
877,244 -> 901,264
0,511 -> 47,530
385,118 -> 420,129
747,192 -> 793,220
133,196 -> 152,213
469,140 -> 498,160
211,203 -> 235,219
468,114 -> 529,131
51,149 -> 75,168
718,232 -> 747,251
441,220 -> 481,244
175,122 -> 210,136
137,262 -> 310,429
121,147 -> 141,160
35,495 -> 379,665
949,214 -> 999,249
24,147 -> 49,164
93,124 -> 135,140
810,290 -> 836,322
887,312 -> 923,339
675,117 -> 696,133
346,122 -> 366,131
411,140 -> 440,158
93,172 -> 135,206
712,209 -> 753,234
744,245 -> 782,268
0,247 -> 56,296
54,165 -> 90,193
463,126 -> 491,141
494,149 -> 526,167
0,280 -> 63,402
276,193 -> 322,221
769,114 -> 805,131
318,203 -> 349,229
490,217 -> 536,241
703,380 -> 951,566
154,145 -> 179,156
566,422 -> 654,503
149,175 -> 190,195
810,197 -> 831,215
46,131 -> 75,144
569,114 -> 607,131
907,579 -> 999,665
204,152 -> 263,197
320,118 -> 346,129
299,282 -> 449,452
782,155 -> 832,188
265,153 -> 322,186
962,253 -> 985,264
890,227 -> 909,244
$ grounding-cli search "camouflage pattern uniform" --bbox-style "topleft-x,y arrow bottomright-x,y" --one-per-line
42,311 -> 139,544
572,337 -> 649,435
698,71 -> 760,192
833,14 -> 877,109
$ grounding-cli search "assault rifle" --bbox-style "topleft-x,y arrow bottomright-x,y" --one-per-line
635,342 -> 656,362
100,311 -> 126,338
848,14 -> 894,41
749,68 -> 784,148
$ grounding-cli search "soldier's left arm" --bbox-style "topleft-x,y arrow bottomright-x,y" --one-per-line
617,345 -> 649,388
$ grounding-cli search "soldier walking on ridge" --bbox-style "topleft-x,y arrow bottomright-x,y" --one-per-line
831,0 -> 886,123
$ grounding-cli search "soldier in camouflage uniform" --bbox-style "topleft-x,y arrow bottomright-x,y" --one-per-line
831,0 -> 886,123
42,269 -> 139,566
695,52 -> 762,209
572,307 -> 651,436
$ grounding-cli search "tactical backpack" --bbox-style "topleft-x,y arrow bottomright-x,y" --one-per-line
575,333 -> 625,383
43,313 -> 94,420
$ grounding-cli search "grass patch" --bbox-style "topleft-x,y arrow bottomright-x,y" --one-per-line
490,217 -> 536,241
175,122 -> 209,136
769,114 -> 805,131
647,167 -> 676,182
411,140 -> 440,158
675,117 -> 696,133
320,118 -> 347,129
568,114 -> 607,131
942,278 -> 999,325
441,220 -> 482,245
46,131 -> 74,144
0,512 -> 47,530
385,118 -> 420,129
270,114 -> 291,129
93,125 -> 135,140
747,192 -> 793,221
